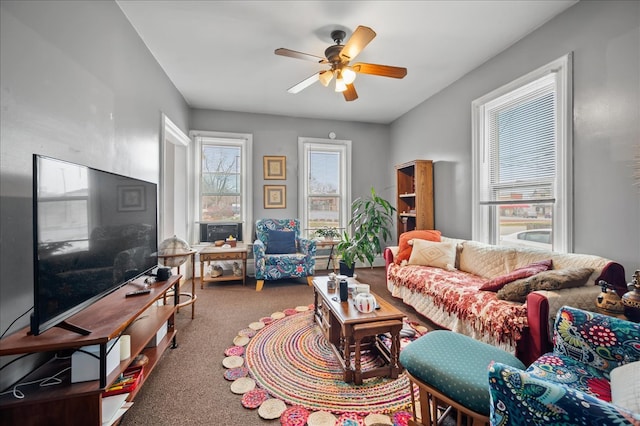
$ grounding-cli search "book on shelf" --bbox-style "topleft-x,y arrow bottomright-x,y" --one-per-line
102,365 -> 144,397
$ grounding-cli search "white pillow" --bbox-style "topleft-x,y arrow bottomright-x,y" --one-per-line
407,239 -> 457,270
610,361 -> 640,414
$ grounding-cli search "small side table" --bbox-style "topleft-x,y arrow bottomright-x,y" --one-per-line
200,243 -> 248,288
315,239 -> 339,272
158,250 -> 197,319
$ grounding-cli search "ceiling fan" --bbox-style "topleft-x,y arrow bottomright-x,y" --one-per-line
275,25 -> 407,102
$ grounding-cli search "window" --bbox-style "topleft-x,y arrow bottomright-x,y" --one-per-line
298,137 -> 351,238
472,54 -> 572,252
192,132 -> 252,243
37,160 -> 89,254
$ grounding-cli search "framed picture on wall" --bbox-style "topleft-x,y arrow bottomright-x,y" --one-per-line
264,185 -> 286,209
117,185 -> 146,211
263,155 -> 286,180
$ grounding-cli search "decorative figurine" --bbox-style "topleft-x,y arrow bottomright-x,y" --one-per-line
622,269 -> 640,322
596,280 -> 624,315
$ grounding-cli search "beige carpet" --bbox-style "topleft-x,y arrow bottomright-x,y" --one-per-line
119,268 -> 431,425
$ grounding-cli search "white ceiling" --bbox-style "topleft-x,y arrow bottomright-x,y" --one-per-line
117,0 -> 577,124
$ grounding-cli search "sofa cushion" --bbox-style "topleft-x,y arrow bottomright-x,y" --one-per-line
395,229 -> 441,264
610,361 -> 640,413
459,241 -> 517,279
497,267 -> 593,302
407,239 -> 456,270
479,259 -> 552,292
265,230 -> 297,254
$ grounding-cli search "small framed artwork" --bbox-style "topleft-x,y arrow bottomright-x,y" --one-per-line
264,185 -> 286,209
263,155 -> 286,180
117,185 -> 146,212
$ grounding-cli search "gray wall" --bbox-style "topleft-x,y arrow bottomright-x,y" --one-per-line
390,0 -> 640,275
0,0 -> 189,363
190,109 -> 392,240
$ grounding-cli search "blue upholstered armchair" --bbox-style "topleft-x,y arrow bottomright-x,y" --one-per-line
253,219 -> 316,291
489,306 -> 640,425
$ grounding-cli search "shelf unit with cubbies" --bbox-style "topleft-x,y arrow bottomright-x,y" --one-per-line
395,160 -> 434,239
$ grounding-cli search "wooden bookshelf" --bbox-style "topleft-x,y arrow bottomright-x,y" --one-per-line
396,160 -> 434,239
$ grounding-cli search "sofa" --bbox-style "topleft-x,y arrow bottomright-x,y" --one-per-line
489,305 -> 640,425
384,233 -> 627,365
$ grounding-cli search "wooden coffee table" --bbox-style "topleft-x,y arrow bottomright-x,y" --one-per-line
312,276 -> 404,384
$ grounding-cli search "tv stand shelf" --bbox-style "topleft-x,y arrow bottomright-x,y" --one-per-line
0,275 -> 181,426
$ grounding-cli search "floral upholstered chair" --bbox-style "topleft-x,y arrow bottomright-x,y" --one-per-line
253,219 -> 316,291
489,306 -> 640,425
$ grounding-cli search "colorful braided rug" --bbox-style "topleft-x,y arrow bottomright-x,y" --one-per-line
221,305 -> 427,425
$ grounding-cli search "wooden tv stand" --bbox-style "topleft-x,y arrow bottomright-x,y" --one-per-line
0,275 -> 181,426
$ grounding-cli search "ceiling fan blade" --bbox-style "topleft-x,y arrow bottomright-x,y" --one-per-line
352,63 -> 407,79
339,26 -> 376,62
287,72 -> 320,94
343,84 -> 358,102
275,48 -> 328,64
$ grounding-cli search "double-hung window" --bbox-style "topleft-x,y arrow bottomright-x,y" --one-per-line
298,137 -> 351,238
193,132 -> 252,243
37,159 -> 89,254
472,54 -> 572,252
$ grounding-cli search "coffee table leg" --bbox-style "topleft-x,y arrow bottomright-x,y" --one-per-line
390,324 -> 402,379
354,336 -> 362,385
341,334 -> 353,383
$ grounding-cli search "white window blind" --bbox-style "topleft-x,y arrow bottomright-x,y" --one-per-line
482,75 -> 557,205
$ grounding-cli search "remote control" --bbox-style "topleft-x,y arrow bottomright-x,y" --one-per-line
125,289 -> 151,297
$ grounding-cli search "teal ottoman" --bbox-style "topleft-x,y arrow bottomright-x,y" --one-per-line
399,330 -> 525,426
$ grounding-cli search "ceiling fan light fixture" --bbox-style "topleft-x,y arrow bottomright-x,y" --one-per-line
319,70 -> 333,87
335,77 -> 347,93
341,67 -> 357,84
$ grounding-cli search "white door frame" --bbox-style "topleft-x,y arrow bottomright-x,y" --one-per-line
160,113 -> 191,243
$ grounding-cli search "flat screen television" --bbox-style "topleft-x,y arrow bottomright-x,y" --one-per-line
31,155 -> 158,336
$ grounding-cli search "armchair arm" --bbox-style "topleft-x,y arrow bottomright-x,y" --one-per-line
253,239 -> 266,262
297,238 -> 317,257
489,362 -> 640,425
553,306 -> 640,374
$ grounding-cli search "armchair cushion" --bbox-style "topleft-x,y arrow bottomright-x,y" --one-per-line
553,306 -> 640,374
488,306 -> 640,425
526,352 -> 612,401
489,362 -> 640,425
265,230 -> 296,254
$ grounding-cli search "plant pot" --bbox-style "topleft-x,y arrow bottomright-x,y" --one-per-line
339,260 -> 355,277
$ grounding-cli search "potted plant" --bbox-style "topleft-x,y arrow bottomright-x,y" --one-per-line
336,187 -> 396,276
313,226 -> 340,241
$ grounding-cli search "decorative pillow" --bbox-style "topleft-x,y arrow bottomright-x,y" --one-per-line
497,267 -> 594,302
610,361 -> 640,414
407,239 -> 456,270
265,230 -> 297,254
479,259 -> 553,292
395,230 -> 442,264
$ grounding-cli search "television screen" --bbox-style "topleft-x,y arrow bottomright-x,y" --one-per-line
31,155 -> 158,335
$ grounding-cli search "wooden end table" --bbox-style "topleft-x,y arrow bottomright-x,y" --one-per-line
314,239 -> 340,272
312,276 -> 404,385
199,242 -> 248,288
158,250 -> 197,319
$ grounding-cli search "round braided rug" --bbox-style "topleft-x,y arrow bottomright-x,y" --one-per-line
242,309 -> 416,415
